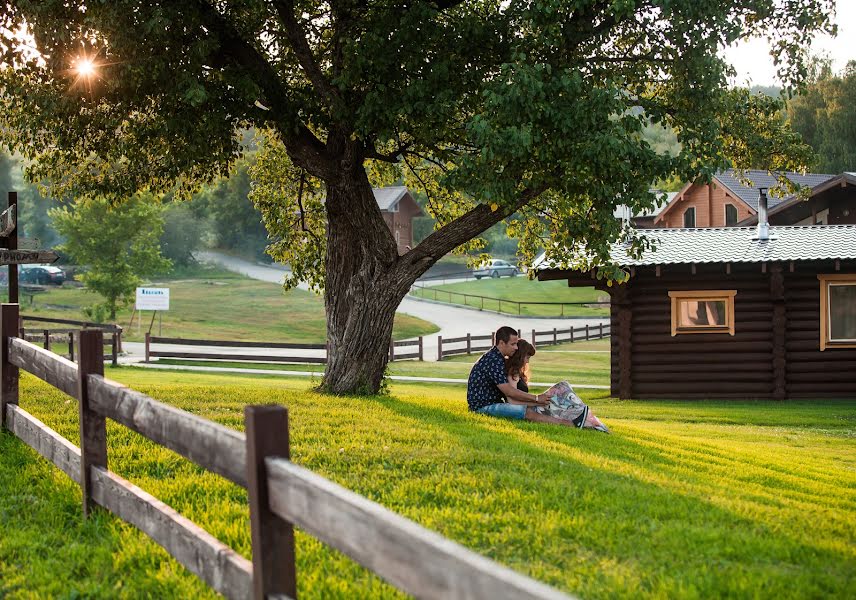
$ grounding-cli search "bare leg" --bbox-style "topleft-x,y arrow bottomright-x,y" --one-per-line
524,408 -> 574,427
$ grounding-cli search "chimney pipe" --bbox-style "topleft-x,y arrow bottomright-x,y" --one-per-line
755,187 -> 769,241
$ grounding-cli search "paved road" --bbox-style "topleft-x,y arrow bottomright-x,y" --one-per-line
194,251 -> 608,362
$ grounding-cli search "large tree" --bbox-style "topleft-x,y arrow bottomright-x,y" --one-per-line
788,60 -> 856,173
0,1 -> 832,394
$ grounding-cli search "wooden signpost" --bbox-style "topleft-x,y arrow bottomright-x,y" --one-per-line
1,192 -> 61,304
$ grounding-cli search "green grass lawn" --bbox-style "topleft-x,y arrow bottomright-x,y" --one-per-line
153,338 -> 612,387
12,266 -> 437,344
1,366 -> 854,599
410,278 -> 609,317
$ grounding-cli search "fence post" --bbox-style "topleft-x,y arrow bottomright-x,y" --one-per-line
111,332 -> 118,367
437,336 -> 443,361
17,316 -> 23,338
68,332 -> 75,362
43,329 -> 50,351
491,331 -> 496,347
1,303 -> 20,430
116,327 -> 123,352
389,338 -> 395,362
599,322 -> 603,339
585,324 -> 590,341
569,327 -> 574,343
531,329 -> 536,349
245,405 -> 297,600
466,333 -> 471,355
145,332 -> 150,363
518,301 -> 521,316
418,336 -> 423,361
553,327 -> 557,345
77,329 -> 106,518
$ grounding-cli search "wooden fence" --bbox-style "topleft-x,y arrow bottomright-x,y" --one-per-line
410,284 -> 610,317
0,303 -> 572,599
438,323 -> 611,360
20,314 -> 123,366
146,334 -> 424,364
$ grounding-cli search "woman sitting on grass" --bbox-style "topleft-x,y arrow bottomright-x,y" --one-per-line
506,339 -> 610,433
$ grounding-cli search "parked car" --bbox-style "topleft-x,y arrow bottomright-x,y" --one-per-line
19,265 -> 65,285
473,259 -> 519,279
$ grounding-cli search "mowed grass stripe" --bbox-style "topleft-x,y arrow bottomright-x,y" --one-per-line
1,370 -> 854,599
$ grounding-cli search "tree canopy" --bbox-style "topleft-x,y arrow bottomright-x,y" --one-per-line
0,1 -> 835,393
788,60 -> 856,173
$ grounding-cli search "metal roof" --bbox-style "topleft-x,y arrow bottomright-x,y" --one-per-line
536,225 -> 856,270
373,186 -> 410,211
739,172 -> 856,225
714,170 -> 835,211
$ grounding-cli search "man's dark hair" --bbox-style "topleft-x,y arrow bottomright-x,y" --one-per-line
495,326 -> 518,344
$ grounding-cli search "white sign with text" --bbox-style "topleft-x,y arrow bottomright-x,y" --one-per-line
136,287 -> 170,311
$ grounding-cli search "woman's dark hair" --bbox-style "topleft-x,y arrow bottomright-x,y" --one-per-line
505,339 -> 536,382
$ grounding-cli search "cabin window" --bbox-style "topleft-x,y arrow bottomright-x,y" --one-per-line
668,290 -> 736,336
725,204 -> 738,226
683,207 -> 696,228
818,275 -> 856,350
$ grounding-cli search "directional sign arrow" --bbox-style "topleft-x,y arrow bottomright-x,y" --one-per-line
0,249 -> 60,265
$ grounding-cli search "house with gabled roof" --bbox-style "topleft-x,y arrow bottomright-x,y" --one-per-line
652,170 -> 835,229
373,186 -> 424,254
738,172 -> 856,227
537,208 -> 856,399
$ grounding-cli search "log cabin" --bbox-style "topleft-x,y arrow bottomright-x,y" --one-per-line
538,200 -> 856,400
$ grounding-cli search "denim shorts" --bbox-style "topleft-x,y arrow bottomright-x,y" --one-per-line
476,403 -> 527,420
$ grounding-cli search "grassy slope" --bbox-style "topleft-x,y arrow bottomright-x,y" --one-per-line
410,278 -> 609,317
153,338 -> 612,387
15,267 -> 437,343
1,367 -> 854,599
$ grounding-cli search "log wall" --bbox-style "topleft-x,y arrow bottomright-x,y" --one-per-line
609,261 -> 856,399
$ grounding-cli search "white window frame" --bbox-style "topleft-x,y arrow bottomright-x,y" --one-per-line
817,274 -> 856,350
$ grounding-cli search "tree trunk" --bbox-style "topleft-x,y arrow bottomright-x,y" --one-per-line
321,152 -> 408,395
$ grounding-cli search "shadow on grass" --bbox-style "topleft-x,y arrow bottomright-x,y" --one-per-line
371,394 -> 855,599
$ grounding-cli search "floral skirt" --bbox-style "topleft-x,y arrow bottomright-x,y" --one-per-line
534,381 -> 609,433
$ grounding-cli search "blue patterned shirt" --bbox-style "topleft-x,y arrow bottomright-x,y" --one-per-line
467,347 -> 508,411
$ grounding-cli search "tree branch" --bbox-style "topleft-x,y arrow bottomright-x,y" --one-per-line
272,0 -> 344,111
401,184 -> 548,277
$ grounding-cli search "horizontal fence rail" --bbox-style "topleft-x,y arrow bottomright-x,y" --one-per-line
410,284 -> 610,317
0,302 -> 571,599
438,324 -> 610,360
147,334 -> 425,364
19,314 -> 122,366
266,458 -> 572,600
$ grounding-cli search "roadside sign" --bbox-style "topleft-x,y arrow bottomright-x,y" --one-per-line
0,249 -> 59,264
136,287 -> 170,311
0,205 -> 16,236
17,237 -> 41,250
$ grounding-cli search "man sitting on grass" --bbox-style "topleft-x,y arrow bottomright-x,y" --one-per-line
467,326 -> 571,426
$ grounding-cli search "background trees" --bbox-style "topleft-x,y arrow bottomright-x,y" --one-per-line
0,1 -> 834,393
50,195 -> 171,320
788,61 -> 856,173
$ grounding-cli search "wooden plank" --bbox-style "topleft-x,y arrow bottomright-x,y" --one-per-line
150,352 -> 326,364
150,336 -> 326,350
265,458 -> 575,600
0,203 -> 15,236
87,375 -> 247,488
5,403 -> 81,483
0,249 -> 59,265
20,315 -> 121,331
393,340 -> 419,348
8,337 -> 78,398
90,466 -> 253,600
78,330 -> 107,517
245,406 -> 296,599
1,303 -> 20,429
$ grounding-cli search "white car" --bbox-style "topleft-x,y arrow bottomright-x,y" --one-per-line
473,259 -> 519,279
